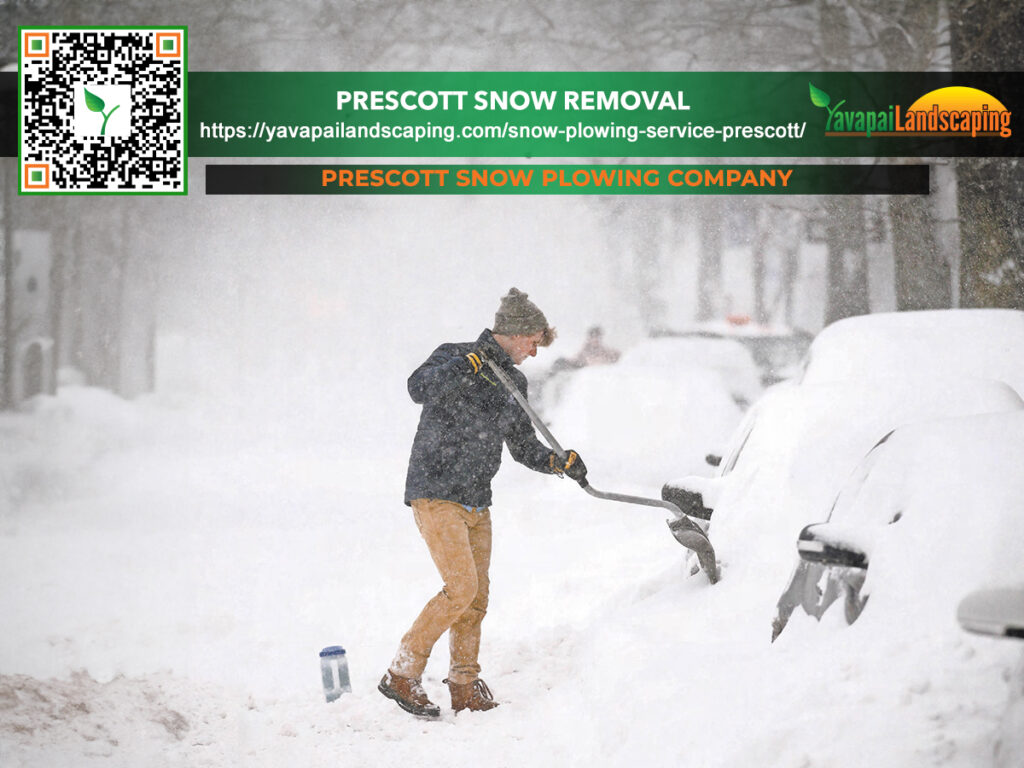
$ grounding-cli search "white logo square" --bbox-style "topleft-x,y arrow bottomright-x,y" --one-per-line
74,84 -> 132,138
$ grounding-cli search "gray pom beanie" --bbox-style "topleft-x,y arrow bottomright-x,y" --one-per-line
492,288 -> 556,346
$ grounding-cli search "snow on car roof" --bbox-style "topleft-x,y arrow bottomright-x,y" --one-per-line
801,309 -> 1024,396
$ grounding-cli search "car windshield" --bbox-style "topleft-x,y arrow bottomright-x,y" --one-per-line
720,410 -> 757,476
825,433 -> 895,526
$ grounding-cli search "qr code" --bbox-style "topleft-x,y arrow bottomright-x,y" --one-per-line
20,27 -> 186,194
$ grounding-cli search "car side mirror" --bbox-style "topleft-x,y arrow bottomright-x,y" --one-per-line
957,588 -> 1024,639
661,483 -> 713,520
705,454 -> 722,467
797,523 -> 869,569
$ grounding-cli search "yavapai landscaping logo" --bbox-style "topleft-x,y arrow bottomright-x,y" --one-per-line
809,82 -> 1012,138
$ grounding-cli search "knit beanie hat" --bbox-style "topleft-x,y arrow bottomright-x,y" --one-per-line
492,287 -> 556,346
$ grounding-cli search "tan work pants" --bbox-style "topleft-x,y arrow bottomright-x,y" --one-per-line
389,498 -> 492,685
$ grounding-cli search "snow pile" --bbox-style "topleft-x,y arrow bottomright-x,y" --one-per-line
0,671 -> 203,765
0,387 -> 157,522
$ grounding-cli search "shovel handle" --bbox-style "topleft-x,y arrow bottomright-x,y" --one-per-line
581,484 -> 686,520
481,354 -> 568,456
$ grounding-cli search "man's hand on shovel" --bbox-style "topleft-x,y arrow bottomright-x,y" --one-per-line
550,450 -> 588,485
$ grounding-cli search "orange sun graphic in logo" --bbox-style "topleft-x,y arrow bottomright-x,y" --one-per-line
899,85 -> 1012,137
907,86 -> 1007,114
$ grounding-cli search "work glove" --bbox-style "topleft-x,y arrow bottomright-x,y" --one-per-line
550,450 -> 587,483
461,351 -> 487,376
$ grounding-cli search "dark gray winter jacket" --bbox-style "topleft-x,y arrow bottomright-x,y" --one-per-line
404,329 -> 554,508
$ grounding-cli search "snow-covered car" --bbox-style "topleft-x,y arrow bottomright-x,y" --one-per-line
662,376 -> 1023,627
532,332 -> 768,488
652,320 -> 812,388
794,412 -> 1024,766
958,587 -> 1024,768
959,587 -> 1024,640
795,410 -> 1024,628
615,335 -> 765,409
544,342 -> 749,487
662,309 -> 1024,631
766,309 -> 1024,636
535,332 -> 765,417
798,308 -> 1024,395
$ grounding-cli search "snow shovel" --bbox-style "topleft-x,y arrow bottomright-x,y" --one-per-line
481,355 -> 719,584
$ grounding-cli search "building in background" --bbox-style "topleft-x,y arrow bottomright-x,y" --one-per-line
2,167 -> 157,407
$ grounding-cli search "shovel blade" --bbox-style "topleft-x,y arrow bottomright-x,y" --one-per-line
667,517 -> 720,584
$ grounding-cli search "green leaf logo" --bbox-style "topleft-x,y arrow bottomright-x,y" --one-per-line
808,82 -> 830,109
84,87 -> 106,112
82,86 -> 121,136
808,82 -> 845,132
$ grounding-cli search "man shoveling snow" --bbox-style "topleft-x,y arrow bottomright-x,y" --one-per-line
379,288 -> 588,718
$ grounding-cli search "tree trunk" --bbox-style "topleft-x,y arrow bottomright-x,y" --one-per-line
697,198 -> 723,322
824,197 -> 870,324
752,203 -> 768,325
950,1 -> 1024,309
890,194 -> 951,310
957,167 -> 1024,308
819,1 -> 870,325
876,0 -> 952,311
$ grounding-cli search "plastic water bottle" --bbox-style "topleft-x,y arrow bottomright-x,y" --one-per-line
319,646 -> 352,702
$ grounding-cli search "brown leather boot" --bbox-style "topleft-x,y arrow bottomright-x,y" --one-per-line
378,671 -> 441,718
444,677 -> 500,713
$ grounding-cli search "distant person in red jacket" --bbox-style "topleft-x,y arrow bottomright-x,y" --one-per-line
570,326 -> 620,367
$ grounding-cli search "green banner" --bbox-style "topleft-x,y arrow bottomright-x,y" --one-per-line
188,72 -> 1022,158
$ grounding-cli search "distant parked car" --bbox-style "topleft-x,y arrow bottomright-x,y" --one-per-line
616,335 -> 765,409
652,320 -> 812,388
545,338 -> 749,486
